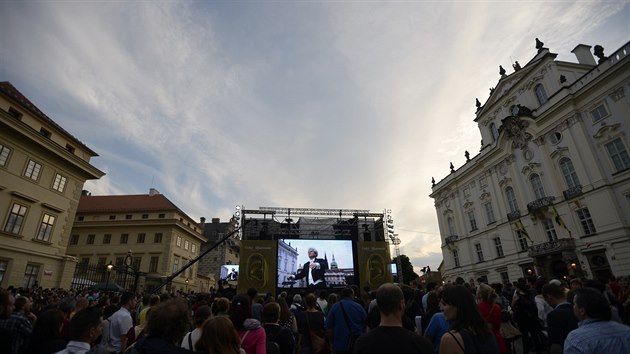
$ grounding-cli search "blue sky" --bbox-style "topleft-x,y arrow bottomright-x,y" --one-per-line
1,1 -> 628,273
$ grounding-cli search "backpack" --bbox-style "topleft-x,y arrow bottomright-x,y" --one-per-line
266,330 -> 281,354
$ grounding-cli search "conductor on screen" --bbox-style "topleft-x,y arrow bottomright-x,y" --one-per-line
289,247 -> 328,288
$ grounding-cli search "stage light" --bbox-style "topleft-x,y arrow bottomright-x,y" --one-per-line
236,205 -> 241,211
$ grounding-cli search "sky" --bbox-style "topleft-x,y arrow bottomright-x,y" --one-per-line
1,1 -> 628,274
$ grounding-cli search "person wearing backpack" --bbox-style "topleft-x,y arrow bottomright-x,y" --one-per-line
262,302 -> 295,354
230,294 -> 266,354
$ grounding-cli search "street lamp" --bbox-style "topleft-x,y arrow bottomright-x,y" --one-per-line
185,278 -> 189,293
105,261 -> 114,291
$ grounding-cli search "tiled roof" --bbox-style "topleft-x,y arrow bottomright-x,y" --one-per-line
0,81 -> 97,156
77,194 -> 179,213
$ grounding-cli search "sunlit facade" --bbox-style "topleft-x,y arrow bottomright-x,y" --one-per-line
430,40 -> 630,284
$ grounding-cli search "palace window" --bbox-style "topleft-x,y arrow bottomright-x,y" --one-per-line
5,203 -> 28,234
484,202 -> 496,224
52,174 -> 67,192
530,174 -> 546,199
137,233 -> 145,244
559,157 -> 580,188
24,160 -> 42,180
475,243 -> 485,262
87,234 -> 95,245
447,217 -> 456,236
0,144 -> 11,166
605,138 -> 630,172
154,233 -> 163,243
452,249 -> 460,267
516,230 -> 528,251
149,257 -> 159,272
535,84 -> 548,105
543,219 -> 558,241
467,210 -> 478,231
103,234 -> 111,244
590,104 -> 608,123
120,233 -> 129,244
505,187 -> 518,213
70,234 -> 79,245
494,237 -> 504,257
576,207 -> 596,235
22,264 -> 39,288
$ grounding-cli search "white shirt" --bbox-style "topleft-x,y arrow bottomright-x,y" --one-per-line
109,307 -> 133,352
309,258 -> 322,285
53,340 -> 91,354
181,327 -> 202,351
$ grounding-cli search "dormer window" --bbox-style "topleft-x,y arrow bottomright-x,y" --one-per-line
8,107 -> 22,119
40,128 -> 51,138
535,84 -> 548,105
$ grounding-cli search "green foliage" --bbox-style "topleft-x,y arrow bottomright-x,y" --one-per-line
392,254 -> 420,284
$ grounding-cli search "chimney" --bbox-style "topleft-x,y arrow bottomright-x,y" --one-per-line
212,218 -> 220,224
81,190 -> 91,196
571,44 -> 596,65
200,217 -> 206,233
149,188 -> 160,196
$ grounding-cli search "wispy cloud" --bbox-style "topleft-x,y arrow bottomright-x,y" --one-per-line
1,1 -> 627,273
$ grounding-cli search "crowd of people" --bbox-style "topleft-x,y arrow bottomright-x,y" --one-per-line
2,274 -> 630,354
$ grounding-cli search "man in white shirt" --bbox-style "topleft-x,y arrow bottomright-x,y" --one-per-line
108,292 -> 137,353
290,248 -> 328,288
55,307 -> 103,354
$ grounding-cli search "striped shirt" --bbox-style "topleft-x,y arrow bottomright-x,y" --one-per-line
564,319 -> 630,354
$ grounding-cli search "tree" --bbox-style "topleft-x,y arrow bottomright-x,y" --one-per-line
392,254 -> 419,284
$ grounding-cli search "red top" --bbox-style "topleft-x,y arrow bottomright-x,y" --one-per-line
478,300 -> 506,353
237,327 -> 266,354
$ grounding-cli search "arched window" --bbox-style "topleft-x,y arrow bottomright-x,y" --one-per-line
505,187 -> 518,213
559,157 -> 580,188
447,217 -> 456,236
530,173 -> 545,199
535,84 -> 548,105
490,123 -> 499,142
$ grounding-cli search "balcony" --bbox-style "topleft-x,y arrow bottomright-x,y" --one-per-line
527,196 -> 556,213
563,185 -> 583,200
445,235 -> 458,244
507,210 -> 521,221
528,237 -> 576,257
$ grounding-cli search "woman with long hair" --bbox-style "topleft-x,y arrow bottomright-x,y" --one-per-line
477,283 -> 506,353
196,317 -> 244,354
439,285 -> 499,354
277,296 -> 298,334
229,294 -> 266,354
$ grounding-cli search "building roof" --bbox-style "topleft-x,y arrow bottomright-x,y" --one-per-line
77,193 -> 180,213
0,81 -> 98,156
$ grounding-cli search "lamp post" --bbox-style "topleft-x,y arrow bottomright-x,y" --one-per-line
106,261 -> 114,291
185,278 -> 189,293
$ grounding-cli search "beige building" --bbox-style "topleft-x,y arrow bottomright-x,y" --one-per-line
430,40 -> 630,284
0,81 -> 105,289
67,190 -> 206,293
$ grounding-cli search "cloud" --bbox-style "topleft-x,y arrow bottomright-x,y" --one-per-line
1,0 -> 628,273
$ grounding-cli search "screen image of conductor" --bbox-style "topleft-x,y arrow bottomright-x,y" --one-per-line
277,239 -> 354,288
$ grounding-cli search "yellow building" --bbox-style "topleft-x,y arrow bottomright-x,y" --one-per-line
67,190 -> 206,293
0,81 -> 105,289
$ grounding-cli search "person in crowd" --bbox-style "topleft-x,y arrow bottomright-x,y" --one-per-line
290,294 -> 304,316
355,283 -> 433,354
533,281 -> 553,329
71,297 -> 89,318
181,305 -> 212,351
567,278 -> 582,304
423,282 -> 438,313
564,287 -> 630,353
327,293 -> 338,313
490,283 -> 511,311
511,282 -> 544,354
326,287 -> 367,354
316,290 -> 328,314
138,295 -> 159,326
583,279 -> 624,323
247,288 -> 263,322
289,248 -> 328,288
424,305 -> 451,354
54,307 -> 103,354
261,302 -> 295,354
229,294 -> 266,354
277,296 -> 298,335
109,292 -> 137,353
59,297 -> 77,341
0,294 -> 35,354
22,308 -> 66,354
126,307 -> 150,349
131,298 -> 192,354
439,285 -> 499,354
195,316 -> 244,354
211,297 -> 230,317
422,291 -> 441,334
296,293 -> 328,354
541,283 -> 577,354
476,283 -> 506,354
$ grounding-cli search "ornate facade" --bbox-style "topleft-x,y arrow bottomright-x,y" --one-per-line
430,40 -> 630,284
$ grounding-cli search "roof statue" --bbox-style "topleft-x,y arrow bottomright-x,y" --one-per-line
536,38 -> 545,52
476,98 -> 481,111
432,177 -> 435,187
513,61 -> 522,71
593,45 -> 607,63
450,162 -> 455,173
499,65 -> 506,76
465,150 -> 470,162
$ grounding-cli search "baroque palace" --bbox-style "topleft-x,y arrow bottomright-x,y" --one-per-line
431,39 -> 630,284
